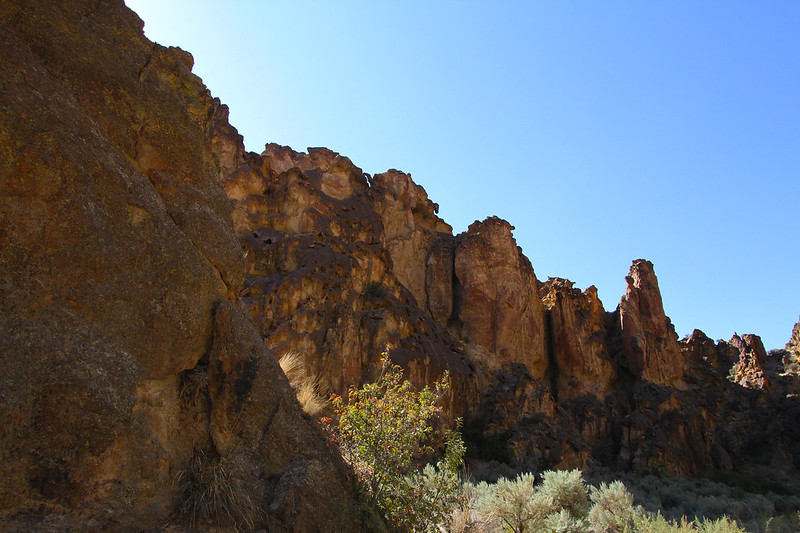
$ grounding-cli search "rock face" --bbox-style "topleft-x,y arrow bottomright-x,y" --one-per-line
540,279 -> 616,401
3,1 -> 800,529
787,316 -> 800,359
215,131 -> 800,484
729,333 -> 772,391
618,260 -> 683,386
454,218 -> 548,379
0,2 -> 356,531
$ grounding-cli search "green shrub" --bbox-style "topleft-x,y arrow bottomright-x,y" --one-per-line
475,472 -> 550,532
631,512 -> 747,533
539,469 -> 590,520
588,481 -> 635,532
546,508 -> 590,532
322,349 -> 464,532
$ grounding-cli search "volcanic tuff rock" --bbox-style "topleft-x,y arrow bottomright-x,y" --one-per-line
214,111 -> 800,482
540,279 -> 617,401
3,0 -> 800,529
618,259 -> 683,387
788,315 -> 800,359
0,1 -> 357,531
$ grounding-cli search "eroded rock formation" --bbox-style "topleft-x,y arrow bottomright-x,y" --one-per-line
787,316 -> 800,359
618,259 -> 683,387
214,121 -> 800,484
3,1 -> 800,530
0,2 -> 357,531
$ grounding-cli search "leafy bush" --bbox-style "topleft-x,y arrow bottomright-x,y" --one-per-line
631,512 -> 747,533
539,469 -> 590,520
588,481 -> 635,532
468,469 -> 596,533
587,468 -> 800,531
447,468 -> 795,533
322,350 -> 464,532
475,472 -> 551,532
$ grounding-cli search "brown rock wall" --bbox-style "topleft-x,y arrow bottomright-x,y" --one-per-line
787,315 -> 800,358
618,259 -> 683,386
454,217 -> 548,379
541,279 -> 617,400
0,2 -> 357,530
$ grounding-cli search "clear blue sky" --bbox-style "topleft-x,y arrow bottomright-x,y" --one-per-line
126,1 -> 799,350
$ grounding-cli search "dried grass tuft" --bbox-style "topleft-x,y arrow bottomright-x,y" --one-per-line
174,449 -> 257,531
179,366 -> 209,406
278,351 -> 329,417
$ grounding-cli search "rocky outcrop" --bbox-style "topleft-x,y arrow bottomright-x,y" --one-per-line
0,2 -> 357,531
371,168 -> 452,311
214,122 -> 800,484
4,2 -> 800,529
454,217 -> 549,380
618,260 -> 683,387
729,333 -> 772,391
787,316 -> 800,359
541,279 -> 617,401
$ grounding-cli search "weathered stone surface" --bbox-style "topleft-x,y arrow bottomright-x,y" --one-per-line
216,132 -> 800,485
618,259 -> 683,386
787,315 -> 800,359
7,3 -> 800,528
0,2 -> 356,530
212,138 -> 479,427
370,169 -> 452,309
454,217 -> 548,380
729,333 -> 772,391
541,278 -> 617,401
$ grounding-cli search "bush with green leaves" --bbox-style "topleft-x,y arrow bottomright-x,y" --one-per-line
588,481 -> 636,532
453,468 -> 784,533
469,469 -> 595,533
322,350 -> 464,532
474,472 -> 549,532
631,512 -> 747,533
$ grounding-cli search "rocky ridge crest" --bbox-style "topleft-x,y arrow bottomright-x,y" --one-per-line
215,119 -> 800,483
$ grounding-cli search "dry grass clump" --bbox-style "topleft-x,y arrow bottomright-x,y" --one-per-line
174,449 -> 257,531
178,365 -> 209,406
278,351 -> 328,417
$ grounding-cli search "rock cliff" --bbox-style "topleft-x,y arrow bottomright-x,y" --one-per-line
2,1 -> 799,530
0,2 -> 357,531
215,115 -> 800,484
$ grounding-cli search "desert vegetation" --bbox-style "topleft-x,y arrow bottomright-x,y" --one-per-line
173,448 -> 258,531
312,354 -> 799,533
446,468 -> 800,533
321,350 -> 465,532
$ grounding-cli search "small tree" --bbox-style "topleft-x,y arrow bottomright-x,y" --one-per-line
322,350 -> 464,532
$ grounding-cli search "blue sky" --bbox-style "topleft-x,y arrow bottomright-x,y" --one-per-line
126,1 -> 799,350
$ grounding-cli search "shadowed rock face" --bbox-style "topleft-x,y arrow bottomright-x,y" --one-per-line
540,279 -> 617,401
0,2 -> 356,531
